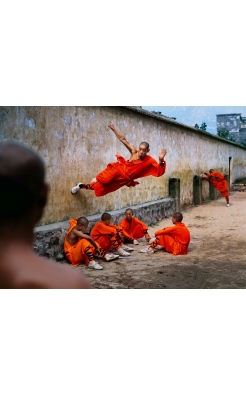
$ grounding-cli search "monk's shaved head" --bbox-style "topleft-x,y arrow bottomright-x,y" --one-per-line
139,142 -> 149,150
0,141 -> 46,220
77,217 -> 89,226
172,212 -> 183,222
101,212 -> 112,221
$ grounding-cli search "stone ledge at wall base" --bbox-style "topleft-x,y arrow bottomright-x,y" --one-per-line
33,197 -> 175,262
232,184 -> 246,191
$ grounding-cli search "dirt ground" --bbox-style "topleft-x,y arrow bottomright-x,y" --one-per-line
64,191 -> 246,289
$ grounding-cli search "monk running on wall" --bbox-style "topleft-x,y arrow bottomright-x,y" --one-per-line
71,123 -> 167,197
201,169 -> 230,207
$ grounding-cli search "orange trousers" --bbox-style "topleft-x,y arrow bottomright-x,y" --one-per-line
64,238 -> 98,267
153,235 -> 188,255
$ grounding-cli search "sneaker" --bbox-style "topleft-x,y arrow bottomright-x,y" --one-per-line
71,183 -> 83,194
227,204 -> 230,207
109,247 -> 122,255
88,261 -> 103,270
117,247 -> 131,256
149,237 -> 156,244
133,239 -> 139,245
154,245 -> 164,251
122,244 -> 134,252
105,253 -> 119,262
140,246 -> 155,253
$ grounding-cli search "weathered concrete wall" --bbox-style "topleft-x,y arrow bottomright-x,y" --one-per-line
1,106 -> 246,225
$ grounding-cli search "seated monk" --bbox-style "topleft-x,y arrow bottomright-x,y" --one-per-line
201,169 -> 230,206
90,213 -> 134,257
64,217 -> 119,270
119,208 -> 151,245
71,123 -> 167,197
140,212 -> 190,255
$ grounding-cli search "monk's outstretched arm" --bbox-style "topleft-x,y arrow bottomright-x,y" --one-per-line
108,123 -> 137,154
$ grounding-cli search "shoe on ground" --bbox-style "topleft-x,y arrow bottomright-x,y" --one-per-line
122,244 -> 134,251
227,204 -> 230,207
109,247 -> 119,253
154,245 -> 164,251
140,246 -> 155,253
88,261 -> 103,270
105,253 -> 119,262
148,237 -> 156,244
117,247 -> 131,256
71,183 -> 83,194
133,239 -> 139,245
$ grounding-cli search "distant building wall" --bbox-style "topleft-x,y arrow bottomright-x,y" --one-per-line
217,113 -> 246,145
1,106 -> 246,225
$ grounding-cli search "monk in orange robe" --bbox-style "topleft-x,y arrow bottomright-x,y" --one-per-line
140,212 -> 190,255
90,213 -> 134,256
71,123 -> 167,197
64,217 -> 119,270
119,208 -> 151,244
201,169 -> 230,206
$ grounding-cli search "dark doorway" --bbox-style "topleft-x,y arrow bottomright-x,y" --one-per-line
229,157 -> 232,187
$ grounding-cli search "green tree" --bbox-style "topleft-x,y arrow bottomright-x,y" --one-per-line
217,128 -> 235,142
194,122 -> 207,131
217,128 -> 230,138
200,122 -> 207,131
152,111 -> 162,115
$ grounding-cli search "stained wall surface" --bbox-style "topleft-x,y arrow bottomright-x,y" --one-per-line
0,106 -> 245,225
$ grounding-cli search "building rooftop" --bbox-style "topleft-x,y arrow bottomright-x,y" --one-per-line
216,113 -> 241,116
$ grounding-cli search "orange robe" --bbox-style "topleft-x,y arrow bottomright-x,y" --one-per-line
154,222 -> 190,255
90,221 -> 123,252
204,171 -> 228,197
92,154 -> 166,197
119,217 -> 149,240
64,218 -> 97,266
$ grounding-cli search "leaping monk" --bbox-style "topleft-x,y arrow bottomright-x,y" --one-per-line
71,123 -> 167,197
